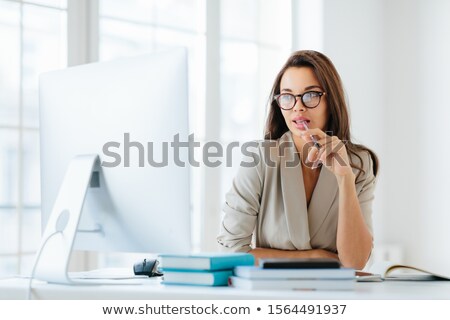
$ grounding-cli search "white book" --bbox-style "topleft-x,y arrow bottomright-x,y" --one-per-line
234,266 -> 355,280
369,261 -> 450,280
229,276 -> 355,291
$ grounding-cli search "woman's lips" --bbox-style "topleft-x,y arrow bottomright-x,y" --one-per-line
293,119 -> 309,130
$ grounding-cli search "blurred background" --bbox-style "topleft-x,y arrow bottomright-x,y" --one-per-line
1,0 -> 449,276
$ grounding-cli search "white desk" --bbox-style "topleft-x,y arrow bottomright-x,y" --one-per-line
1,277 -> 450,300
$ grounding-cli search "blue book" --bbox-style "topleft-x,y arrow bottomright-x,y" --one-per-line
159,253 -> 254,271
162,269 -> 233,286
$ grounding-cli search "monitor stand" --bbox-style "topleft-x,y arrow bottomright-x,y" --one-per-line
32,154 -> 101,284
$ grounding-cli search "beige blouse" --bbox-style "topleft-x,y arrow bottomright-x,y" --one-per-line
217,131 -> 376,253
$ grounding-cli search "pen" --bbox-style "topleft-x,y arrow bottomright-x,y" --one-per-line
300,120 -> 321,149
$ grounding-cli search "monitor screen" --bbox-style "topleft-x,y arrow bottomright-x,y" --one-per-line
38,48 -> 191,255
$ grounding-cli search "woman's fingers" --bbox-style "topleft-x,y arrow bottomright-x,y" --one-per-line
306,144 -> 320,163
301,131 -> 352,175
319,138 -> 349,168
304,135 -> 348,169
299,128 -> 327,144
304,133 -> 332,165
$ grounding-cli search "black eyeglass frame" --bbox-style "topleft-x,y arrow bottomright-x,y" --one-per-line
273,91 -> 326,110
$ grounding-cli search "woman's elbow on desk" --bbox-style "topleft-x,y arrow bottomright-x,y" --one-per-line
249,248 -> 340,265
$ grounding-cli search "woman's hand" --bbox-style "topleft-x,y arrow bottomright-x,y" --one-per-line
300,128 -> 353,178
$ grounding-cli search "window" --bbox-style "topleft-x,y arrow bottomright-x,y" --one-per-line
0,0 -> 67,277
0,0 -> 293,275
219,0 -> 291,202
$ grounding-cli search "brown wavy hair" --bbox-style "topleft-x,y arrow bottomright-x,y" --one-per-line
264,50 -> 378,177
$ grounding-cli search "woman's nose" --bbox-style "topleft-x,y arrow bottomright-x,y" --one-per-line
293,97 -> 305,112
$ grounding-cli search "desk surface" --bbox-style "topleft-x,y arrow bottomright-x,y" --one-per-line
1,277 -> 450,300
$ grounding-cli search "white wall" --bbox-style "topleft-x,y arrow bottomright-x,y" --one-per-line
382,0 -> 423,263
320,0 -> 450,273
415,0 -> 450,275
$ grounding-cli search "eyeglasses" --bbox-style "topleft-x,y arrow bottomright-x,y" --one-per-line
274,91 -> 326,110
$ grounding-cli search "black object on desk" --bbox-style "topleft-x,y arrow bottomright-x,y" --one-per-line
260,258 -> 341,269
133,258 -> 163,277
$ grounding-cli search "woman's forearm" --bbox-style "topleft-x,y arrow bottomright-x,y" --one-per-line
249,248 -> 339,265
336,173 -> 373,270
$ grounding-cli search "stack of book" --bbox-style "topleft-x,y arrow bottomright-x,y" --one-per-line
158,253 -> 254,286
229,258 -> 356,290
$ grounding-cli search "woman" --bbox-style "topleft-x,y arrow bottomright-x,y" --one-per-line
217,50 -> 378,270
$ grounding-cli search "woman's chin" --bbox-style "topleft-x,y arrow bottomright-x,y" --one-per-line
289,127 -> 306,137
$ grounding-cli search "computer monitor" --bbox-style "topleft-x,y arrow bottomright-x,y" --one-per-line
36,48 -> 191,283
